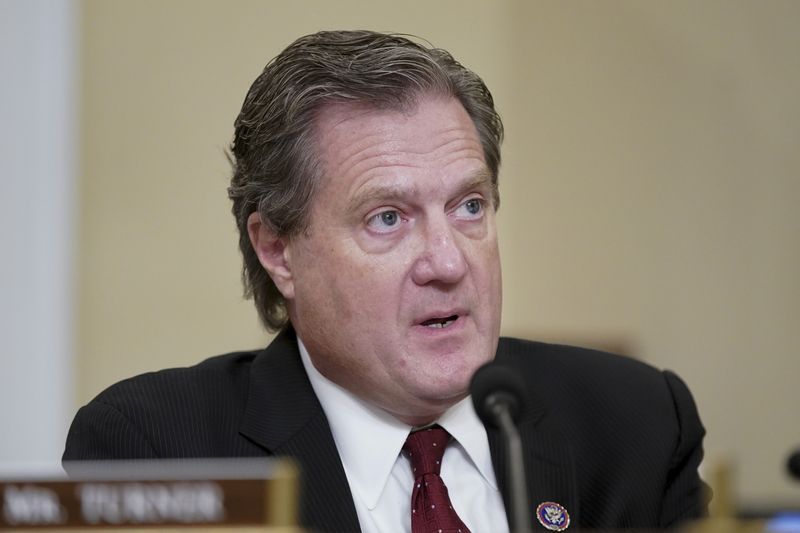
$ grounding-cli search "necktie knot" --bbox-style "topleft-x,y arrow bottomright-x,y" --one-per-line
403,426 -> 451,476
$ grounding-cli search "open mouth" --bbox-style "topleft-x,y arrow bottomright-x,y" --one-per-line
420,315 -> 459,329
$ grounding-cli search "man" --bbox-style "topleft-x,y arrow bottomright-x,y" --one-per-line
64,31 -> 708,532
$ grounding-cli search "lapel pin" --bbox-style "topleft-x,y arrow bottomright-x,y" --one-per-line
535,501 -> 570,531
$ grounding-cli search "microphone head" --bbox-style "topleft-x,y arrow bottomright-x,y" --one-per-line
470,361 -> 527,427
788,449 -> 800,480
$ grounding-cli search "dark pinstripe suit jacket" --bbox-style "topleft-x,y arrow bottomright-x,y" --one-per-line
63,329 -> 708,531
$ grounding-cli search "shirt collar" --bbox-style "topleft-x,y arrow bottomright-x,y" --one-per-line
298,339 -> 409,509
297,338 -> 499,508
438,395 -> 500,491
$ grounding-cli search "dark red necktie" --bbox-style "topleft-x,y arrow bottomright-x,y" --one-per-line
403,426 -> 472,533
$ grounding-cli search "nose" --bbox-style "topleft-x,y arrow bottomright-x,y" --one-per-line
411,216 -> 468,286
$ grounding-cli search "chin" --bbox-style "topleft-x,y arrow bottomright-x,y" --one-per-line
418,375 -> 471,403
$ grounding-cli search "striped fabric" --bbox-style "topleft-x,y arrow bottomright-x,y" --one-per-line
64,329 -> 709,531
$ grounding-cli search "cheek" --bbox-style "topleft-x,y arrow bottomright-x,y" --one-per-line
470,238 -> 503,323
296,244 -> 408,321
351,263 -> 409,325
468,234 -> 501,278
291,242 -> 351,320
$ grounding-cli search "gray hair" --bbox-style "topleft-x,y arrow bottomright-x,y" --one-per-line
228,30 -> 504,331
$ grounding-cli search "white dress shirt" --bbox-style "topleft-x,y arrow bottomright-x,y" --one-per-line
298,339 -> 510,533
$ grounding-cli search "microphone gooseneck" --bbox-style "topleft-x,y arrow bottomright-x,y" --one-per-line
470,362 -> 531,533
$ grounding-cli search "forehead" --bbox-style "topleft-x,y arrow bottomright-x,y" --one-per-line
310,95 -> 486,198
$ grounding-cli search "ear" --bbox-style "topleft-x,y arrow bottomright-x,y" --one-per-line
247,212 -> 295,300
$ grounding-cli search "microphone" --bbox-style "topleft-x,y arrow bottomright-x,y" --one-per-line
471,362 -> 526,427
471,362 -> 531,533
787,449 -> 800,481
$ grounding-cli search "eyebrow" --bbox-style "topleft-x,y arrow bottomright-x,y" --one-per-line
346,168 -> 494,214
455,169 -> 494,199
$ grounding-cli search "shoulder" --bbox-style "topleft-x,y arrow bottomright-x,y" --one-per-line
91,350 -> 260,415
63,350 -> 264,460
64,329 -> 306,461
497,336 -> 666,385
497,337 -> 708,526
496,337 -> 697,436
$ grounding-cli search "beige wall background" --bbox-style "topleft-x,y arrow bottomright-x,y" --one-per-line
76,0 -> 799,508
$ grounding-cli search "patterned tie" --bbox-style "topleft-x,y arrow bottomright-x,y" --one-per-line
403,426 -> 472,533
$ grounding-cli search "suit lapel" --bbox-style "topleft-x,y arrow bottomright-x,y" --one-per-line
239,329 -> 361,533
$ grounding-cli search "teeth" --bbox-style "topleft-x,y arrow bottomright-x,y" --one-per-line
425,318 -> 455,328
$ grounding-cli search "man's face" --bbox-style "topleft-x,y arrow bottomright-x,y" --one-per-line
284,95 -> 502,424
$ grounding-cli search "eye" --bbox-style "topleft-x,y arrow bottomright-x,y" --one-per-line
464,198 -> 482,215
366,209 -> 403,234
454,197 -> 484,219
